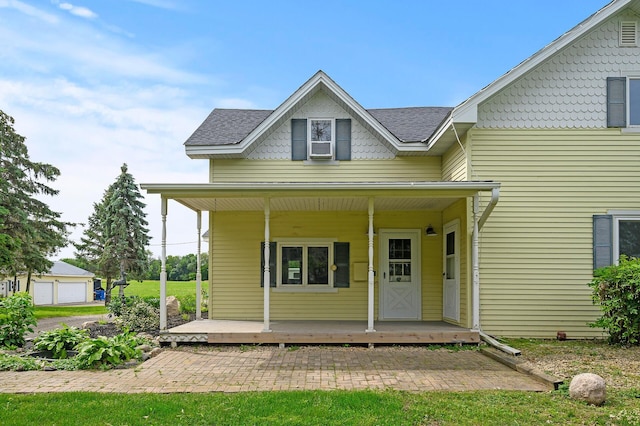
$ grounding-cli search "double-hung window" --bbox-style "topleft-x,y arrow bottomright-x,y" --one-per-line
279,241 -> 332,287
593,212 -> 640,268
607,76 -> 640,127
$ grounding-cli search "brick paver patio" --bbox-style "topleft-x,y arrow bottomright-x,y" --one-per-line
0,346 -> 549,393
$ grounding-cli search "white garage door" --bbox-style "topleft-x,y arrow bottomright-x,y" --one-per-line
58,282 -> 87,304
34,282 -> 54,305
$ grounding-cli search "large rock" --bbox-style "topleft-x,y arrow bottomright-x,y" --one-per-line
166,296 -> 181,317
569,373 -> 606,406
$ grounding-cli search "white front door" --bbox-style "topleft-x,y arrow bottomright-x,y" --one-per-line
379,229 -> 421,320
443,220 -> 460,322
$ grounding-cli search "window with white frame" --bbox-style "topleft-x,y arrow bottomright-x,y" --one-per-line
607,76 -> 640,127
308,118 -> 334,159
614,215 -> 640,260
594,213 -> 640,269
279,241 -> 332,286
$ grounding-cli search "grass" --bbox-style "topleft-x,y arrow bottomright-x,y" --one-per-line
0,389 -> 639,425
33,305 -> 108,319
123,280 -> 205,299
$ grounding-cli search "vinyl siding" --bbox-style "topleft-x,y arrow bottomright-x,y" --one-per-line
210,157 -> 442,183
208,210 -> 444,321
471,128 -> 640,338
442,140 -> 468,182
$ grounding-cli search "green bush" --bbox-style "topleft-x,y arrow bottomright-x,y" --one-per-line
74,331 -> 144,369
33,324 -> 89,359
0,352 -> 40,371
0,292 -> 37,348
114,299 -> 159,332
588,256 -> 640,345
178,291 -> 208,315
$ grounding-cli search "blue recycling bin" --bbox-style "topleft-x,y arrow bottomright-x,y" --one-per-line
95,290 -> 105,301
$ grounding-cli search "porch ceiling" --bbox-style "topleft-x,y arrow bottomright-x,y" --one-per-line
176,196 -> 459,212
140,181 -> 500,213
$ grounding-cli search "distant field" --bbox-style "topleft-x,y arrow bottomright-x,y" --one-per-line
122,280 -> 206,299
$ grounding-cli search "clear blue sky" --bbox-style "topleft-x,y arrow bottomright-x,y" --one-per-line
0,0 -> 609,259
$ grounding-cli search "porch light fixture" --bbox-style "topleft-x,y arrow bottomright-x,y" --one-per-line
425,225 -> 438,236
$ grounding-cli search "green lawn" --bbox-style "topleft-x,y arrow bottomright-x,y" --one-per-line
1,389 -> 638,425
34,305 -> 108,319
123,280 -> 205,299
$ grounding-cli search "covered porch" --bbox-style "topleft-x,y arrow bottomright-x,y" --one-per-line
159,319 -> 479,346
141,181 -> 500,343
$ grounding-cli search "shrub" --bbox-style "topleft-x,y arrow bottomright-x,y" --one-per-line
114,299 -> 159,332
178,290 -> 208,315
588,256 -> 640,345
74,331 -> 144,369
33,324 -> 89,359
0,353 -> 40,371
0,292 -> 37,348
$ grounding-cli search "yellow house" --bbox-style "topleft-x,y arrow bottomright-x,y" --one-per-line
142,0 -> 640,340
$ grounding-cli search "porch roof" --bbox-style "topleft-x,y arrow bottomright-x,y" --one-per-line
140,181 -> 500,212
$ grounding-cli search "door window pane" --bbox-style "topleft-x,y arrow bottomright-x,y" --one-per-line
308,246 -> 329,284
282,247 -> 302,285
389,239 -> 411,282
446,231 -> 456,279
619,220 -> 640,258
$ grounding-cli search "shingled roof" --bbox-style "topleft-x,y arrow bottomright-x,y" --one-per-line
185,106 -> 452,147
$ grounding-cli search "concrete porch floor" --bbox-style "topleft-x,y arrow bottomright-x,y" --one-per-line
159,320 -> 480,346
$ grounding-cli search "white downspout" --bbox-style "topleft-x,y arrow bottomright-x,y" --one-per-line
262,198 -> 271,332
472,187 -> 499,331
366,197 -> 376,332
196,210 -> 202,320
160,197 -> 168,330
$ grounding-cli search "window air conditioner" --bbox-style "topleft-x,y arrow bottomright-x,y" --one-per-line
310,141 -> 333,159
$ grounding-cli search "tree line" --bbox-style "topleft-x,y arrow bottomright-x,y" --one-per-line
63,252 -> 209,282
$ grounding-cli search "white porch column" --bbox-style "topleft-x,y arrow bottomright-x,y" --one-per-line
472,194 -> 480,330
366,197 -> 376,332
160,197 -> 168,330
195,210 -> 202,320
262,198 -> 271,332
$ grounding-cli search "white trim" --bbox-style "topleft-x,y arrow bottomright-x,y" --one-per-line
272,287 -> 338,293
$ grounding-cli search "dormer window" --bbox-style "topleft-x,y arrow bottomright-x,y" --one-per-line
291,118 -> 352,161
309,119 -> 334,159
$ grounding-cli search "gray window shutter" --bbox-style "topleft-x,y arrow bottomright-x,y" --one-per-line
593,215 -> 613,269
607,77 -> 627,128
260,242 -> 277,287
335,119 -> 351,161
291,119 -> 307,161
333,242 -> 350,288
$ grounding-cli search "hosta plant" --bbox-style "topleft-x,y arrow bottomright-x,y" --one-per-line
33,324 -> 89,359
74,331 -> 144,369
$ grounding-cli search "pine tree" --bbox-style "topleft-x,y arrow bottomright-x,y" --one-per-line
0,110 -> 71,284
75,164 -> 150,302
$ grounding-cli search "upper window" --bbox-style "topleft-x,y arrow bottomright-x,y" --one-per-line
606,77 -> 640,128
308,119 -> 334,159
291,118 -> 351,161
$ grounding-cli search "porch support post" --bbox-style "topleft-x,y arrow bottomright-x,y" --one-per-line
160,197 -> 168,331
472,194 -> 480,331
366,197 -> 376,332
195,210 -> 202,320
262,198 -> 272,332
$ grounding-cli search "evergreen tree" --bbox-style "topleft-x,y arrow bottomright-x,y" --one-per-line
75,164 -> 150,302
0,110 -> 71,284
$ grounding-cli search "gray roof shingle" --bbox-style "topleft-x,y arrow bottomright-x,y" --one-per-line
49,261 -> 94,277
184,106 -> 452,146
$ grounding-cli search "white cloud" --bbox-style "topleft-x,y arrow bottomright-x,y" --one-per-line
126,0 -> 185,11
57,2 -> 97,19
0,0 -> 59,24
